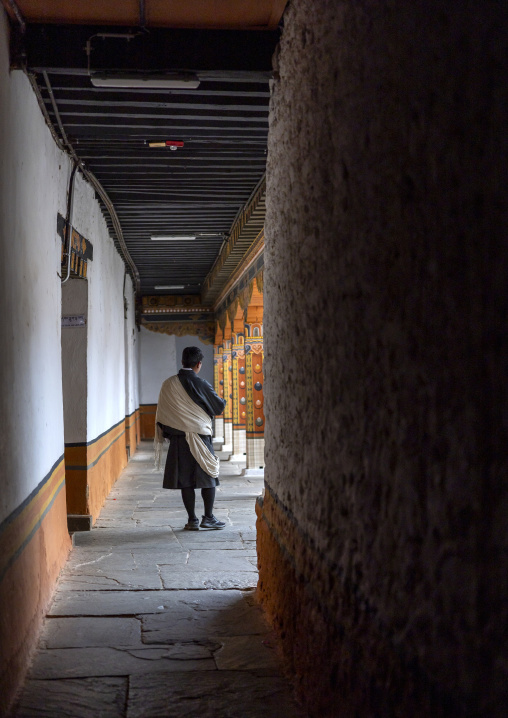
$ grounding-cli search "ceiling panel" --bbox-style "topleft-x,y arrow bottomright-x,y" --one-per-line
8,17 -> 281,302
8,0 -> 287,29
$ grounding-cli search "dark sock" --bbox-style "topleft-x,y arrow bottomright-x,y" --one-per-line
201,487 -> 216,518
181,487 -> 196,520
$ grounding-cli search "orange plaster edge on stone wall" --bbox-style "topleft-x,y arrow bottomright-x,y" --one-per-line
64,420 -> 129,522
256,490 -> 455,718
0,475 -> 71,715
87,433 -> 127,522
125,409 -> 140,452
63,466 -> 88,515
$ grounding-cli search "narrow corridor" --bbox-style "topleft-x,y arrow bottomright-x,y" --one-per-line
13,444 -> 302,717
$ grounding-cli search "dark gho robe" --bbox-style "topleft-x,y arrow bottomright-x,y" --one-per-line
158,368 -> 226,489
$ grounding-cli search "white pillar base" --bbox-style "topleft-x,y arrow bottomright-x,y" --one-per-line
233,426 -> 247,457
217,449 -> 232,460
241,467 -> 264,478
245,436 -> 265,471
221,422 -> 233,455
214,416 -> 224,439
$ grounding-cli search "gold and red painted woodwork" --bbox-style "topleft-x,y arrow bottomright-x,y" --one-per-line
141,321 -> 215,345
245,335 -> 264,436
142,295 -> 205,311
213,345 -> 221,400
141,295 -> 215,344
244,290 -> 264,468
230,302 -> 247,458
232,336 -> 246,431
221,317 -> 233,451
214,321 -> 224,401
57,212 -> 93,279
213,322 -> 225,441
201,180 -> 265,305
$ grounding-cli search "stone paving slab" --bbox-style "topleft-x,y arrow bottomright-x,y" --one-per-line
56,573 -> 163,591
239,531 -> 257,541
172,536 -> 246,548
15,678 -> 127,717
73,527 -> 180,550
214,635 -> 280,672
49,590 -> 196,616
94,518 -> 136,529
141,590 -> 269,642
65,547 -> 189,569
126,671 -> 305,718
41,617 -> 142,648
49,585 -> 260,616
184,550 -> 257,571
159,569 -> 258,590
173,528 -> 243,540
29,646 -> 217,679
166,541 -> 248,551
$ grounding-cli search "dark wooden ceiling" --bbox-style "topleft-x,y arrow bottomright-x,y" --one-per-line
4,1 -> 284,300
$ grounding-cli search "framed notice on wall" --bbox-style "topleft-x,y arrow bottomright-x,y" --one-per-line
62,315 -> 86,327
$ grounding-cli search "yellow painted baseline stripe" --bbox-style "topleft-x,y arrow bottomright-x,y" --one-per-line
0,459 -> 65,581
65,422 -> 125,469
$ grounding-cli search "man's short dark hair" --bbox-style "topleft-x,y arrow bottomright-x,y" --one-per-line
182,346 -> 204,368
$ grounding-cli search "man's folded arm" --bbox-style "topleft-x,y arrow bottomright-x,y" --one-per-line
203,381 -> 227,415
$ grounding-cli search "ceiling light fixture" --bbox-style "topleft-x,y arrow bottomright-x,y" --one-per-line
90,73 -> 200,89
151,235 -> 196,241
154,285 -> 185,290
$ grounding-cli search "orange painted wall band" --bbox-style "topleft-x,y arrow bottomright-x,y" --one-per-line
0,456 -> 66,582
65,418 -> 126,470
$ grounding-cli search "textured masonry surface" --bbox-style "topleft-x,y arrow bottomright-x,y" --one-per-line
260,1 -> 508,716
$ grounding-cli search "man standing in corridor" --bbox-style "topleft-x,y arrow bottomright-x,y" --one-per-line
154,346 -> 227,530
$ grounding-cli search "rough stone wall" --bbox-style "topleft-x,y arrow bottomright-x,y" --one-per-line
260,2 -> 508,716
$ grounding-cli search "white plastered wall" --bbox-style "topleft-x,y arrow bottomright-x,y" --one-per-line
124,274 -> 139,417
0,7 -> 140,522
69,174 -> 130,442
138,327 -> 178,404
138,330 -> 214,404
0,9 -> 69,524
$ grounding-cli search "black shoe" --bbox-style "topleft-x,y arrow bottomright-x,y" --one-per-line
200,515 -> 226,530
184,518 -> 200,531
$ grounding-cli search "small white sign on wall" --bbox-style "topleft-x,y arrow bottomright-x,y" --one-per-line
62,315 -> 86,327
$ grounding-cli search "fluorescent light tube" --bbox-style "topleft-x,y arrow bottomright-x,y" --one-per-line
154,285 -> 185,290
90,73 -> 200,89
151,235 -> 196,241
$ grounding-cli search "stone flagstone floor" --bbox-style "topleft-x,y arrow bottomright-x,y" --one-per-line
13,443 -> 304,717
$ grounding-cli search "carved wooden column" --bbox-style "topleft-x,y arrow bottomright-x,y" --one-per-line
213,321 -> 224,444
221,316 -> 233,455
230,301 -> 247,462
244,277 -> 264,474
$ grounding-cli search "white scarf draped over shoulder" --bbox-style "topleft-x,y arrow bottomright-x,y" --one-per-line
154,374 -> 220,478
